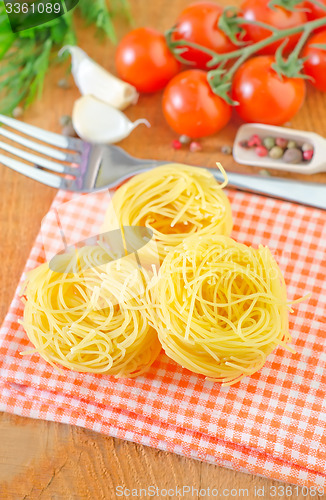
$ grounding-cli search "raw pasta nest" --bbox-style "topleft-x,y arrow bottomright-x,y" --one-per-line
148,234 -> 291,386
103,164 -> 233,259
21,246 -> 161,377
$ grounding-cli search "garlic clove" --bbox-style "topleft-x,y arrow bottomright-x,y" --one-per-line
60,46 -> 139,111
72,95 -> 150,144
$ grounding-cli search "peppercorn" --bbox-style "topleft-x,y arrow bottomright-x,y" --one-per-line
179,134 -> 191,145
171,139 -> 182,150
283,148 -> 303,164
58,78 -> 71,89
12,106 -> 23,119
248,134 -> 262,147
275,137 -> 288,149
263,137 -> 275,150
62,123 -> 76,137
287,140 -> 297,149
59,115 -> 72,127
255,145 -> 268,157
269,146 -> 284,159
239,140 -> 249,149
221,145 -> 232,155
189,141 -> 202,152
302,143 -> 313,151
303,150 -> 314,161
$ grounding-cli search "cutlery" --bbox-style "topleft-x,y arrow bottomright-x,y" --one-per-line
0,114 -> 325,210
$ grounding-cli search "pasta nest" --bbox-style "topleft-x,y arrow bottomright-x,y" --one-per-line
148,234 -> 291,385
21,246 -> 161,377
103,164 -> 233,260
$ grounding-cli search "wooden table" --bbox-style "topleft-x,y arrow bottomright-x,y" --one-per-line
1,1 -> 326,498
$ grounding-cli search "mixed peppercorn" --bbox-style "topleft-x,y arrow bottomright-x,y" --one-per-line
239,135 -> 314,164
172,135 -> 202,152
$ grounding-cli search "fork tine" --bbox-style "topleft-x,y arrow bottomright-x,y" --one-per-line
0,127 -> 80,163
0,141 -> 79,176
0,114 -> 83,152
0,153 -> 63,189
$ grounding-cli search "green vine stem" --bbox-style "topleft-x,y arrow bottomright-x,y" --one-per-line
306,0 -> 326,13
166,0 -> 326,105
235,17 -> 279,33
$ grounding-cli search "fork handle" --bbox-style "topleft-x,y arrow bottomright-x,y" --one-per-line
212,169 -> 326,210
100,146 -> 325,210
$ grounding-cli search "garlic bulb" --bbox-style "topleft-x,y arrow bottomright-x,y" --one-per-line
72,95 -> 150,143
60,46 -> 139,110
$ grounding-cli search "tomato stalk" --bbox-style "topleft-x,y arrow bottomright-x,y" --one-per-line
308,0 -> 326,13
165,29 -> 225,66
233,17 -> 279,34
166,0 -> 326,105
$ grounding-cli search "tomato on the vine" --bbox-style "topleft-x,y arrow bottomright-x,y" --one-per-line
240,0 -> 308,54
173,1 -> 237,69
304,0 -> 326,20
162,70 -> 231,137
303,30 -> 326,91
231,56 -> 306,125
115,27 -> 181,93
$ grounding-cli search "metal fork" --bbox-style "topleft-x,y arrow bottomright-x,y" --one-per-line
0,114 -> 325,210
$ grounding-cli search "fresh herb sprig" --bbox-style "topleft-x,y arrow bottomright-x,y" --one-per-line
166,0 -> 326,105
0,0 -> 131,115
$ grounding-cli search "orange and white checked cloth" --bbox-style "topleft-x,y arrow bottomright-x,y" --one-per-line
0,188 -> 325,487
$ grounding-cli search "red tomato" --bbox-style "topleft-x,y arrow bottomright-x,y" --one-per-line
115,27 -> 181,93
241,0 -> 308,54
162,70 -> 231,137
304,0 -> 326,20
231,56 -> 306,125
173,1 -> 237,69
303,30 -> 326,91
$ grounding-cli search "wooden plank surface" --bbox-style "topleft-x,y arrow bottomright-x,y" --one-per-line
1,1 -> 326,498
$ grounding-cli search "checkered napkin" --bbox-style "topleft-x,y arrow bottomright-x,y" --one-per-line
0,187 -> 326,487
